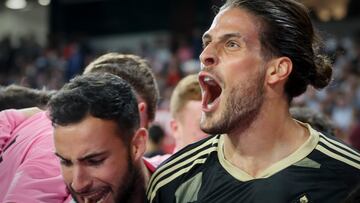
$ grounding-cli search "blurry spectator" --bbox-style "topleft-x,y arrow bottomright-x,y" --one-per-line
0,36 -> 13,74
349,121 -> 360,151
169,74 -> 207,152
0,84 -> 55,111
0,26 -> 360,144
145,125 -> 166,158
165,55 -> 182,87
349,110 -> 360,151
64,42 -> 84,80
147,74 -> 207,167
83,53 -> 160,129
331,93 -> 355,136
290,106 -> 337,137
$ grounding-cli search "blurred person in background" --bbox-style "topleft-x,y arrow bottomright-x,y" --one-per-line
349,118 -> 360,151
147,74 -> 207,167
83,53 -> 159,129
290,106 -> 337,137
145,124 -> 166,158
0,84 -> 55,111
169,74 -> 208,152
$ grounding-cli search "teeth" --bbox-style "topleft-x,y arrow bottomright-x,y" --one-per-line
96,197 -> 104,203
204,76 -> 217,86
96,192 -> 108,203
204,76 -> 212,82
84,190 -> 108,203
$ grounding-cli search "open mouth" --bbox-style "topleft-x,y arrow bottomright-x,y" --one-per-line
82,188 -> 110,203
198,72 -> 222,112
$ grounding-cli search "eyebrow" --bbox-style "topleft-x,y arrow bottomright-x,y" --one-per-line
78,151 -> 109,162
202,32 -> 243,42
54,151 -> 109,162
55,152 -> 67,160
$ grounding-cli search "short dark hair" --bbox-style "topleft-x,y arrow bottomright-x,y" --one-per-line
221,0 -> 333,102
83,53 -> 159,121
148,124 -> 165,145
48,73 -> 139,144
0,84 -> 55,111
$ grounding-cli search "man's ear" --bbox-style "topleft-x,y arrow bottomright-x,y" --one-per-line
170,119 -> 179,138
131,128 -> 148,161
266,57 -> 292,85
138,102 -> 148,128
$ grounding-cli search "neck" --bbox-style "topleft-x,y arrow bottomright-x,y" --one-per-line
126,162 -> 148,203
129,186 -> 146,203
224,99 -> 309,177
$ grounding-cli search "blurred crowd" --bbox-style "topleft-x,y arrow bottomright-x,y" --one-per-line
0,30 -> 360,147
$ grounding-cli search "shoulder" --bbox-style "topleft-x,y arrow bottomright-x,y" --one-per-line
147,135 -> 220,203
314,132 -> 360,170
311,132 -> 360,187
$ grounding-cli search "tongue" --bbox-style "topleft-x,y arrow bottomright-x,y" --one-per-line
209,84 -> 222,104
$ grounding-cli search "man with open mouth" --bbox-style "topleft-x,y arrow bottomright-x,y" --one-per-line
49,73 -> 151,203
147,0 -> 360,202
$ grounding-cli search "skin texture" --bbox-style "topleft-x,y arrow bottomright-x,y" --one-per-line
54,115 -> 147,203
199,7 -> 266,135
199,7 -> 309,177
171,100 -> 208,152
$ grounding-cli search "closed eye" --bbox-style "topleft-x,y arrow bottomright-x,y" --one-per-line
86,158 -> 105,166
60,159 -> 72,167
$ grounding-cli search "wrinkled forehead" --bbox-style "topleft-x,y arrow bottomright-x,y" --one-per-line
53,117 -> 126,159
204,7 -> 262,49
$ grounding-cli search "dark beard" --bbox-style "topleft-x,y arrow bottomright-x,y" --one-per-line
69,152 -> 146,203
115,157 -> 145,203
201,70 -> 265,135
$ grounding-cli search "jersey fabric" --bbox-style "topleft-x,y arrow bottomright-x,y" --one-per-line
0,109 -> 69,203
147,122 -> 360,203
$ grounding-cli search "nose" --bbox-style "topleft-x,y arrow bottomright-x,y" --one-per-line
199,44 -> 218,68
71,166 -> 92,193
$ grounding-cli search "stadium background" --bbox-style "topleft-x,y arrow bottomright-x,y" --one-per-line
0,0 -> 359,152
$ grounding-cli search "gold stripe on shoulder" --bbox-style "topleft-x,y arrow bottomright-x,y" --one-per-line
319,137 -> 360,162
319,134 -> 360,156
148,136 -> 218,186
147,136 -> 219,199
149,157 -> 208,203
316,145 -> 360,169
147,146 -> 217,200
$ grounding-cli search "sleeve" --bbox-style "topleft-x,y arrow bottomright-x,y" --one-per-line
0,109 -> 27,152
144,154 -> 172,168
3,138 -> 69,203
2,114 -> 69,203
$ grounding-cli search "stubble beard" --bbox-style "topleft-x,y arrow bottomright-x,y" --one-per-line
113,155 -> 145,203
200,71 -> 265,135
70,151 -> 145,203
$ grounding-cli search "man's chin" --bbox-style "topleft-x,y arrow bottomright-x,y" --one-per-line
70,193 -> 112,203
